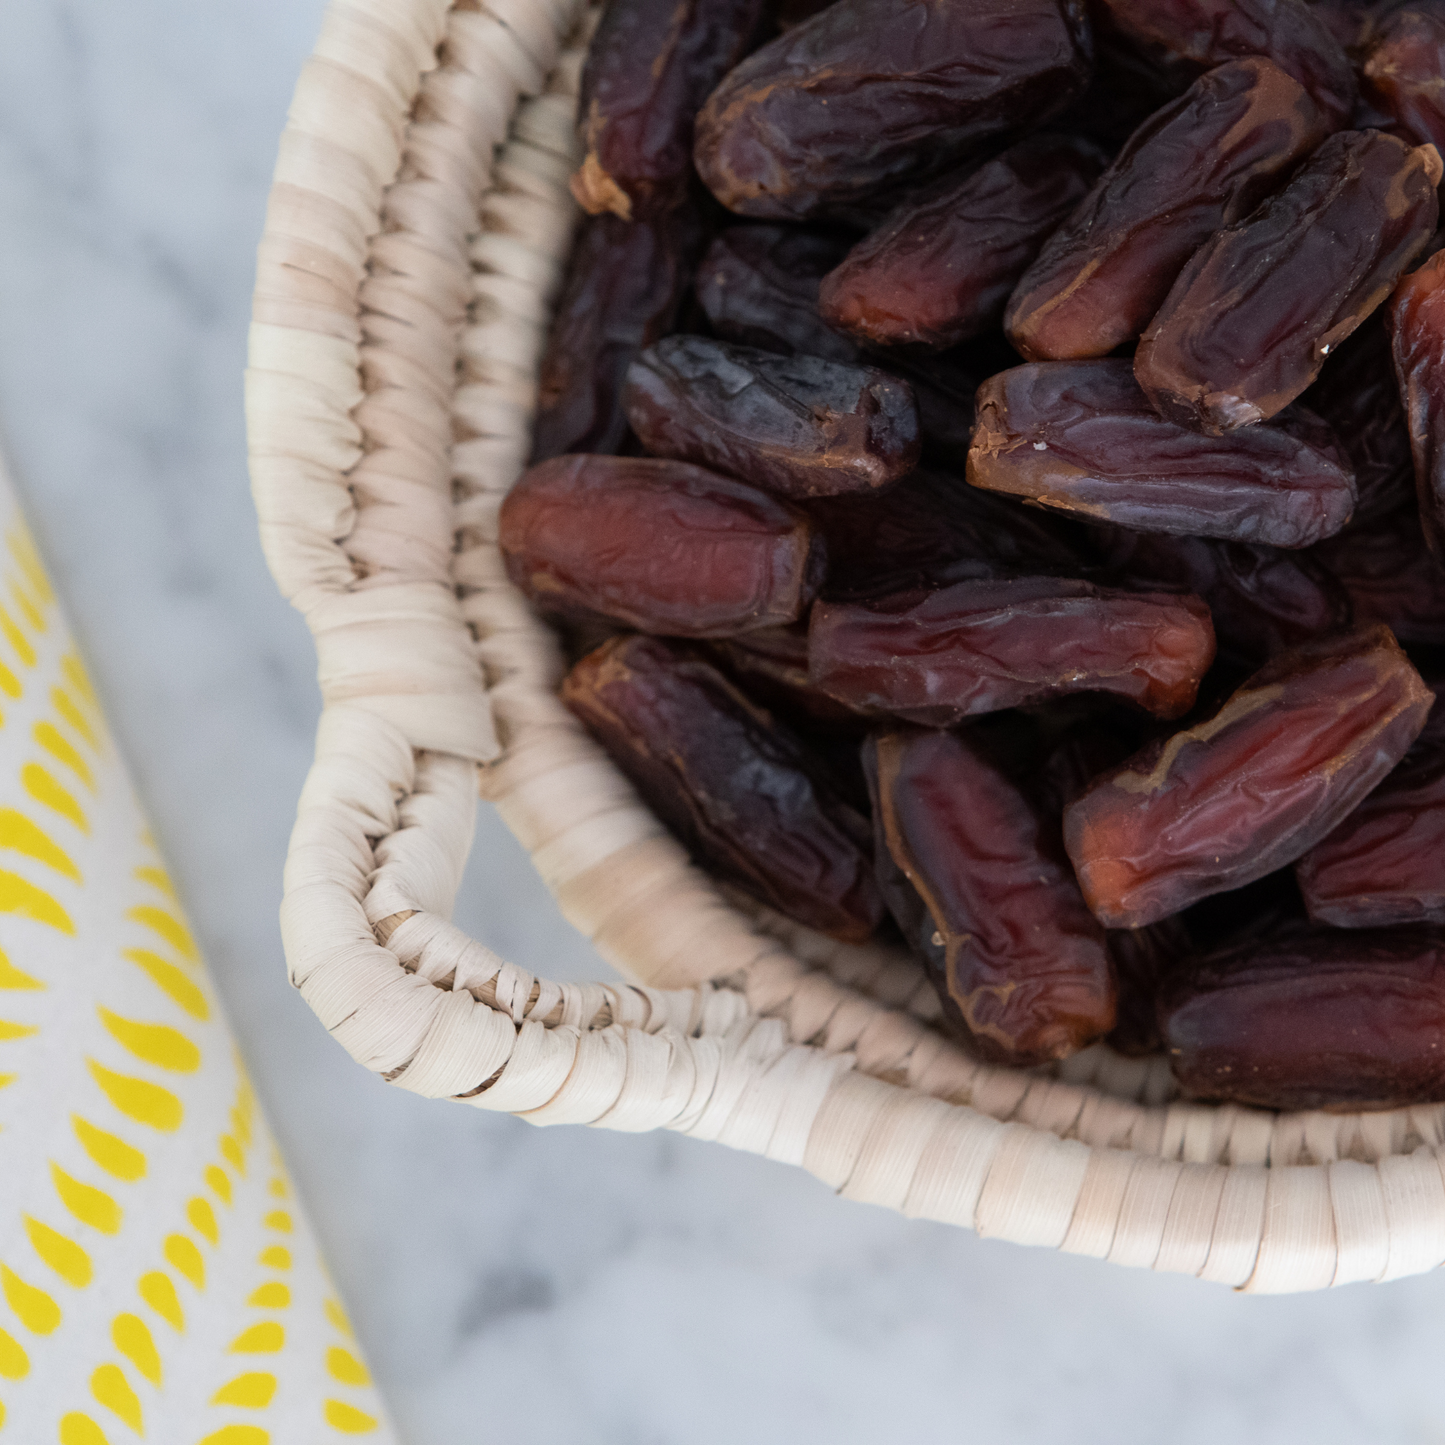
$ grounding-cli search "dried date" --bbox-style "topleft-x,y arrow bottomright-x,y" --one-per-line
810,577 -> 1216,723
1361,7 -> 1445,150
1391,245 -> 1445,557
692,0 -> 1093,220
695,227 -> 858,362
1159,927 -> 1445,1109
710,623 -> 878,729
1093,525 -> 1353,668
865,728 -> 1115,1064
1093,0 -> 1358,127
1302,313 -> 1414,525
817,135 -> 1105,351
969,360 -> 1357,547
532,209 -> 703,461
563,636 -> 882,940
571,0 -> 767,219
1296,680 -> 1445,925
1312,503 -> 1445,645
499,454 -> 823,636
622,337 -> 920,498
807,465 -> 1093,600
1135,129 -> 1441,434
1063,626 -> 1433,928
1006,59 -> 1328,362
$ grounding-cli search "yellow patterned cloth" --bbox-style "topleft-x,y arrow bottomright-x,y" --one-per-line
0,460 -> 395,1443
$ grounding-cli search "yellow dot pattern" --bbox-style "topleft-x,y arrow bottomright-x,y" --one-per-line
0,513 -> 393,1439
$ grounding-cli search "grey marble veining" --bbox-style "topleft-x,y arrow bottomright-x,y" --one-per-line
2,3 -> 1445,1441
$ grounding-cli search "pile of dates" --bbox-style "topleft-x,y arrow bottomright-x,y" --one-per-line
498,0 -> 1445,1113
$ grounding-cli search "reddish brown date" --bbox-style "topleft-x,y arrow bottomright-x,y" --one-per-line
1093,525 -> 1354,668
807,465 -> 1094,600
969,361 -> 1357,547
622,337 -> 920,498
1135,129 -> 1441,434
692,0 -> 1092,220
1312,502 -> 1445,645
816,135 -> 1105,351
1160,928 -> 1445,1109
810,577 -> 1216,724
1006,59 -> 1328,362
1391,246 -> 1445,557
1063,626 -> 1433,928
571,0 -> 767,220
1302,313 -> 1414,525
532,209 -> 703,461
563,636 -> 882,940
695,227 -> 858,362
1093,0 -> 1358,127
1361,8 -> 1445,150
499,454 -> 823,637
865,729 -> 1115,1064
1296,682 -> 1445,925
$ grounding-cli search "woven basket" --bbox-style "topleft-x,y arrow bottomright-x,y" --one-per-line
246,0 -> 1445,1291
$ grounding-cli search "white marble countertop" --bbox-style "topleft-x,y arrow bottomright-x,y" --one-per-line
3,3 -> 1445,1441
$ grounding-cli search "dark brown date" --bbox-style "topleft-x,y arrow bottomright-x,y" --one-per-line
532,209 -> 703,461
816,135 -> 1106,351
865,728 -> 1115,1064
1391,245 -> 1445,557
499,454 -> 823,636
1302,312 -> 1414,525
563,636 -> 882,940
1063,626 -> 1433,928
1312,502 -> 1445,645
622,337 -> 920,498
695,227 -> 857,362
969,361 -> 1357,547
1159,927 -> 1445,1109
1361,8 -> 1445,150
1296,680 -> 1445,925
692,0 -> 1093,220
571,0 -> 767,219
806,465 -> 1093,600
709,623 -> 878,729
1135,129 -> 1441,434
1006,59 -> 1328,362
810,577 -> 1216,723
1093,0 -> 1358,127
1093,525 -> 1354,668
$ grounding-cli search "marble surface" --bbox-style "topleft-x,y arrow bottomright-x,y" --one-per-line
3,3 -> 1445,1441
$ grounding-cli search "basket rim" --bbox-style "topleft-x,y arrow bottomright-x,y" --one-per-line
243,0 -> 1445,1292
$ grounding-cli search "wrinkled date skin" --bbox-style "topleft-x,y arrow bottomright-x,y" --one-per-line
1362,8 -> 1445,150
622,336 -> 920,498
807,465 -> 1093,599
499,454 -> 823,637
1093,524 -> 1354,668
532,209 -> 703,461
810,576 -> 1216,723
1297,682 -> 1445,925
692,0 -> 1093,220
1063,626 -> 1433,928
696,226 -> 858,362
817,135 -> 1105,351
1312,502 -> 1445,644
1160,928 -> 1445,1109
1391,247 -> 1445,557
1006,59 -> 1328,362
968,361 -> 1357,547
1135,129 -> 1441,434
1093,0 -> 1358,126
865,729 -> 1115,1064
571,0 -> 767,220
563,636 -> 883,941
1302,313 -> 1415,525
